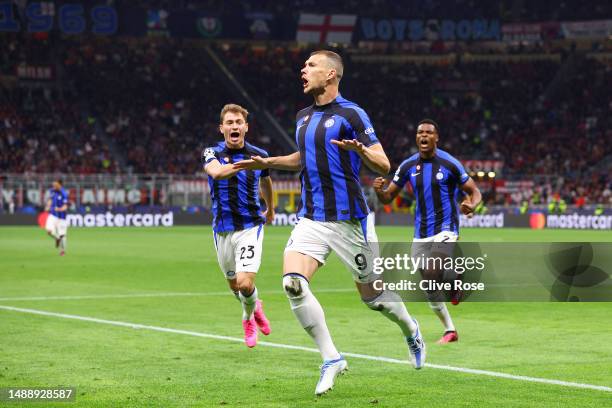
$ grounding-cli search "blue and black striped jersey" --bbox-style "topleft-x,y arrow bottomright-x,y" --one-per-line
49,188 -> 68,219
202,142 -> 269,233
392,149 -> 469,238
295,95 -> 379,221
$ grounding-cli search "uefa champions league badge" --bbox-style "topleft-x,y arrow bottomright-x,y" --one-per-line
436,171 -> 444,180
324,118 -> 335,128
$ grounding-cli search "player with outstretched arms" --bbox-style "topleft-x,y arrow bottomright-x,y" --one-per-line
373,119 -> 482,344
235,51 -> 425,395
202,104 -> 274,348
44,179 -> 69,256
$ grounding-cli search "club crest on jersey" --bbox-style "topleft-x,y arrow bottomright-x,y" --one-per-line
436,171 -> 444,180
416,165 -> 421,171
324,118 -> 335,128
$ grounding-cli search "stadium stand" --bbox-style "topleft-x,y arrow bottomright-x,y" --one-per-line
1,1 -> 610,208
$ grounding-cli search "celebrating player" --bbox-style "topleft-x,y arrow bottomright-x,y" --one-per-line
202,104 -> 274,348
235,51 -> 425,395
373,119 -> 482,344
44,179 -> 69,256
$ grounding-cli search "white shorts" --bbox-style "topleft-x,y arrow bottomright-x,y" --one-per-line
214,224 -> 265,279
45,214 -> 68,237
284,215 -> 378,283
411,230 -> 458,271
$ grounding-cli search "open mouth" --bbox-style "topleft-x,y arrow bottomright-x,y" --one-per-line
419,138 -> 429,148
302,77 -> 309,88
230,131 -> 240,141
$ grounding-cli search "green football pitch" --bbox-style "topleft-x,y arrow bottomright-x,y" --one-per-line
0,226 -> 611,407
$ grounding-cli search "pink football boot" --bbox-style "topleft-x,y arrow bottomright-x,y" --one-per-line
437,331 -> 459,344
253,299 -> 271,335
242,318 -> 258,348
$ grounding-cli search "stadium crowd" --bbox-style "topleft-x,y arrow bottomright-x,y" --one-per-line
61,38 -> 276,174
0,86 -> 118,174
1,34 -> 610,205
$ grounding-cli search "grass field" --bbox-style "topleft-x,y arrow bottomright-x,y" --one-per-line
0,226 -> 611,407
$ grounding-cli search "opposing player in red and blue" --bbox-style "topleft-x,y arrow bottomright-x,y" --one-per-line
44,179 -> 69,256
373,119 -> 481,344
202,104 -> 274,348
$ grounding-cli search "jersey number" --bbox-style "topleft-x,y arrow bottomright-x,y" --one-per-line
240,245 -> 255,260
355,253 -> 367,271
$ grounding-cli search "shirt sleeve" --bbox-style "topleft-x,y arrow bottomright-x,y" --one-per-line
346,108 -> 379,147
454,161 -> 469,185
201,147 -> 218,167
391,162 -> 411,189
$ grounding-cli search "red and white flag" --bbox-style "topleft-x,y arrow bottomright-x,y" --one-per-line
296,14 -> 357,44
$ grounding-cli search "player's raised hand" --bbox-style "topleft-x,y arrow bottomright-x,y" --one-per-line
460,199 -> 475,218
372,177 -> 387,193
331,138 -> 364,153
234,155 -> 269,170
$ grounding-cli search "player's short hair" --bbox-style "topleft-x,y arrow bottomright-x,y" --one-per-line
310,50 -> 344,81
55,179 -> 63,185
417,118 -> 440,134
219,104 -> 249,124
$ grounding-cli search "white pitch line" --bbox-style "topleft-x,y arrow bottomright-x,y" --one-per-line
0,284 -> 574,302
0,305 -> 610,393
0,288 -> 355,302
0,292 -> 227,301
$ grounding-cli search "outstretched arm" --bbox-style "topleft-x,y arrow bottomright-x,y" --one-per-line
235,152 -> 302,172
204,160 -> 240,180
331,140 -> 390,175
373,177 -> 402,204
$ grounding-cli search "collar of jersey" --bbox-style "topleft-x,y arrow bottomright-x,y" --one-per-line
312,95 -> 342,111
418,153 -> 437,163
219,142 -> 248,153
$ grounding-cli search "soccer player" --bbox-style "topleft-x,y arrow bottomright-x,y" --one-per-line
235,51 -> 425,395
44,179 -> 69,256
202,104 -> 274,348
373,119 -> 482,344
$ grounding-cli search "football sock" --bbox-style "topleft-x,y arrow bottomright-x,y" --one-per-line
283,274 -> 340,361
429,301 -> 455,332
59,235 -> 66,251
239,287 -> 258,320
365,290 -> 418,337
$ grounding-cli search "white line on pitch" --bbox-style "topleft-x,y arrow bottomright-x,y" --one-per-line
0,288 -> 354,302
0,305 -> 610,393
